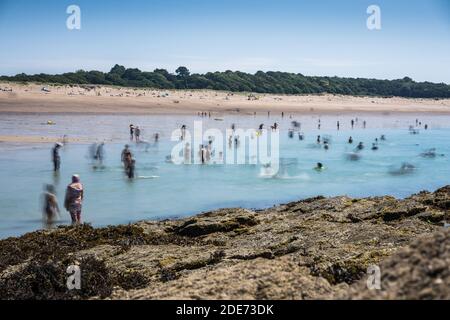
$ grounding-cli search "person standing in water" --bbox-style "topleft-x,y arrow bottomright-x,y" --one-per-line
348,136 -> 353,144
337,121 -> 340,130
181,125 -> 187,140
121,145 -> 134,177
64,175 -> 84,225
52,143 -> 62,172
135,126 -> 141,142
351,119 -> 355,129
95,142 -> 105,166
129,124 -> 135,141
42,184 -> 60,224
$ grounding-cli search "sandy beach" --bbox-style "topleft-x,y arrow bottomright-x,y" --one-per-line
1,82 -> 450,116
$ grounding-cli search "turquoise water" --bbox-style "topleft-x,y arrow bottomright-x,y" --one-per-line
0,113 -> 449,238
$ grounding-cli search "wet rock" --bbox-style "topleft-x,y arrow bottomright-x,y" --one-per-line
343,230 -> 450,300
170,209 -> 258,237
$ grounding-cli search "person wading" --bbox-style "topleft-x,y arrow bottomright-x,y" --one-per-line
52,143 -> 62,171
64,174 -> 84,225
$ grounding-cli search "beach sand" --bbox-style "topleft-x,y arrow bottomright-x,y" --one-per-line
1,82 -> 450,115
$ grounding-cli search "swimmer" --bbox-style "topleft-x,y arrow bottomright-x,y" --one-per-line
314,162 -> 325,171
389,163 -> 415,176
371,143 -> 378,151
348,136 -> 353,144
288,129 -> 294,138
356,142 -> 364,151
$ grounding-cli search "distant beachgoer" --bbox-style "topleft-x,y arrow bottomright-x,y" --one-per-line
424,124 -> 428,130
356,142 -> 364,150
363,121 -> 366,129
52,143 -> 62,171
199,145 -> 206,164
348,136 -> 353,144
95,142 -> 105,165
288,129 -> 294,138
298,132 -> 304,140
314,162 -> 324,171
281,112 -> 284,118
135,126 -> 141,142
181,125 -> 187,140
127,159 -> 136,179
351,119 -> 355,129
337,121 -> 340,130
64,175 -> 84,224
234,136 -> 240,148
42,184 -> 60,223
372,143 -> 379,151
317,135 -> 321,144
121,144 -> 132,168
231,123 -> 236,132
129,124 -> 135,141
324,142 -> 329,150
259,124 -> 264,130
380,134 -> 386,141
154,133 -> 160,144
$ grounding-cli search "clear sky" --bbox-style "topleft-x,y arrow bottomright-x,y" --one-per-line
0,0 -> 449,83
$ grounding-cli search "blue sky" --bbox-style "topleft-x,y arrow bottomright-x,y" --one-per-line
0,0 -> 449,83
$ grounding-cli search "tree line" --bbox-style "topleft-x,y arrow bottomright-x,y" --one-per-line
2,64 -> 449,98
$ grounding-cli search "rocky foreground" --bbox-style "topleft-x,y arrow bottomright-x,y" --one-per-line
0,187 -> 449,300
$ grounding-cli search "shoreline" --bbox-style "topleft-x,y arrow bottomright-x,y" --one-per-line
0,186 -> 448,299
1,82 -> 450,115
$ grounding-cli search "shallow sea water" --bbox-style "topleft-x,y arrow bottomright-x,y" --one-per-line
0,113 -> 449,238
